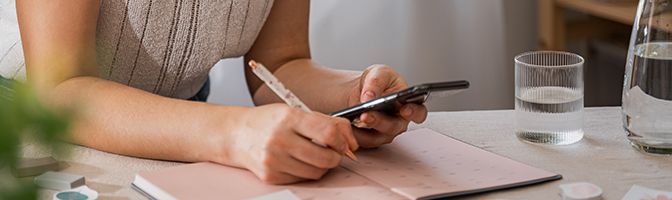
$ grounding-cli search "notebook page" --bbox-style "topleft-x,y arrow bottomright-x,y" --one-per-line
341,128 -> 560,200
136,162 -> 404,200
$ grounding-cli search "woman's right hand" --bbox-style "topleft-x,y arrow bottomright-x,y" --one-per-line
221,104 -> 358,185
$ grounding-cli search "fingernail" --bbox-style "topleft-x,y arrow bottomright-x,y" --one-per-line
365,114 -> 375,124
362,91 -> 375,102
352,118 -> 367,128
402,106 -> 413,116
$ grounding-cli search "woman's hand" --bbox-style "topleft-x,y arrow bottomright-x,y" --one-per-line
346,65 -> 428,148
221,104 -> 358,185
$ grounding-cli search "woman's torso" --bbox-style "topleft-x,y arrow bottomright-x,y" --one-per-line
97,0 -> 273,99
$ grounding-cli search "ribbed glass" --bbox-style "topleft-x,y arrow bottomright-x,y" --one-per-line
515,51 -> 584,145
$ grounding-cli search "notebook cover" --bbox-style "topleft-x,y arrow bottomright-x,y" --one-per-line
133,128 -> 560,200
133,163 -> 403,200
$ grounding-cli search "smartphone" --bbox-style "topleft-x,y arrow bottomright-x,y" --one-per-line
330,80 -> 470,120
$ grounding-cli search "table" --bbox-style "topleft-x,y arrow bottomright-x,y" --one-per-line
23,107 -> 671,199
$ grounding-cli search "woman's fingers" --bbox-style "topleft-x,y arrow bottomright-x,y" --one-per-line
246,145 -> 308,185
294,111 -> 358,152
358,65 -> 407,103
241,104 -> 360,185
360,111 -> 409,136
353,107 -> 421,148
400,104 -> 428,123
349,104 -> 427,149
256,170 -> 306,185
352,128 -> 392,148
359,70 -> 392,102
277,155 -> 329,180
287,133 -> 343,169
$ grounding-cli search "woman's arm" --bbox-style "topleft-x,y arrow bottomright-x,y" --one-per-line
245,0 -> 428,148
244,0 -> 354,113
18,0 -> 356,185
16,0 -> 237,164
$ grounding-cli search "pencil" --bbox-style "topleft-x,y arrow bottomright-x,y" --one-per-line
248,60 -> 358,161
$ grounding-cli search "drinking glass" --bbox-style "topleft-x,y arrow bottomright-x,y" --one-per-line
515,51 -> 584,145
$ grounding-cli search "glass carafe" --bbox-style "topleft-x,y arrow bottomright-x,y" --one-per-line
623,0 -> 672,154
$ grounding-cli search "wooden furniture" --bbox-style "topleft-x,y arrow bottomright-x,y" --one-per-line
539,0 -> 641,106
23,107 -> 672,199
539,0 -> 638,50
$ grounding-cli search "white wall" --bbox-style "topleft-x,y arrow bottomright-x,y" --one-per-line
208,58 -> 254,107
208,0 -> 539,111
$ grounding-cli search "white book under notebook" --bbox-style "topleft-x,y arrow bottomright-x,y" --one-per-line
132,128 -> 561,200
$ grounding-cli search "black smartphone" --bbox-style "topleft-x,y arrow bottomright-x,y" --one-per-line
330,80 -> 470,120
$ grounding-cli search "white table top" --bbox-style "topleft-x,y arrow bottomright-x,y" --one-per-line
24,107 -> 672,199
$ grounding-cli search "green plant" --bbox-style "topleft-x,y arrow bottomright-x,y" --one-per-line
0,79 -> 72,200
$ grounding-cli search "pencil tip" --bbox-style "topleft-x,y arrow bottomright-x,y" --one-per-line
345,150 -> 359,161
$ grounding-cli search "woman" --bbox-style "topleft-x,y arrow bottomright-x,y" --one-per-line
16,0 -> 427,184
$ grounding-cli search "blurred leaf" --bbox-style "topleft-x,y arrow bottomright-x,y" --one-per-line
0,181 -> 38,200
0,78 -> 73,200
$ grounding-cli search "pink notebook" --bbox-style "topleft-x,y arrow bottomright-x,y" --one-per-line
132,128 -> 561,200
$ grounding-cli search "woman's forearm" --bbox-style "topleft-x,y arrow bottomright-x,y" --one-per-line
51,76 -> 246,167
252,59 -> 361,113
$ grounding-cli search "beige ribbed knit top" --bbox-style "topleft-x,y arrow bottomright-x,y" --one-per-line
96,0 -> 273,99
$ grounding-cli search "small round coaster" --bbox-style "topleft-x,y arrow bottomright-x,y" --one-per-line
559,182 -> 603,200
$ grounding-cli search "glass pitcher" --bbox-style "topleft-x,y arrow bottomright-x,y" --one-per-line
623,0 -> 672,154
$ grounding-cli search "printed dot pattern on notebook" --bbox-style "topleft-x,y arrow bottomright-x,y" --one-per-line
341,128 -> 559,199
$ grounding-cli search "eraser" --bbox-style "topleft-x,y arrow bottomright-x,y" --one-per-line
12,157 -> 60,177
35,171 -> 86,191
559,182 -> 603,200
53,186 -> 98,200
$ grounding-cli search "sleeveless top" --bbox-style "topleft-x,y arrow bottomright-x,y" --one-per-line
97,0 -> 273,99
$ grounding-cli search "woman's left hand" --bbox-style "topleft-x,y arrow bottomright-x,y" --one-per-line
346,64 -> 428,148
